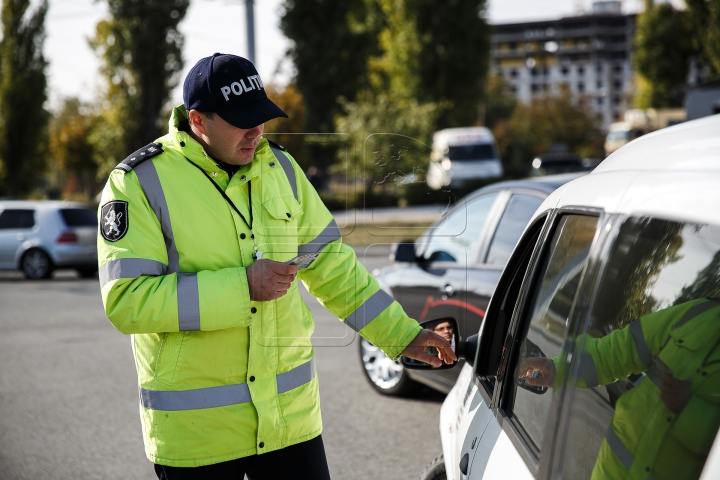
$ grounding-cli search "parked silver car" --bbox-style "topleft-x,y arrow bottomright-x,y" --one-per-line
0,201 -> 98,279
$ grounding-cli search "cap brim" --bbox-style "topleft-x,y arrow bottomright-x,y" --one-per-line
217,97 -> 288,129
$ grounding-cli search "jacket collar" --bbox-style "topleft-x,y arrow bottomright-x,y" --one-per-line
166,105 -> 270,181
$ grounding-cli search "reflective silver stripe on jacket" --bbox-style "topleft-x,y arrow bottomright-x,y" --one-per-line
277,358 -> 317,394
605,425 -> 634,470
269,145 -> 298,201
629,319 -> 652,368
99,258 -> 168,287
344,289 -> 394,332
578,352 -> 599,387
675,300 -> 719,329
297,219 -> 342,255
133,161 -> 180,274
140,358 -> 316,411
177,273 -> 201,331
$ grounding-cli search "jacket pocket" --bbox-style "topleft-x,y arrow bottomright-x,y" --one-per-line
257,195 -> 304,260
152,331 -> 186,387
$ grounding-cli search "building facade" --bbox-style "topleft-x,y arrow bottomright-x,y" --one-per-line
490,1 -> 636,128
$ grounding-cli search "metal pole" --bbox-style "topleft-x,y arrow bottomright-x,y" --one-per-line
245,0 -> 256,65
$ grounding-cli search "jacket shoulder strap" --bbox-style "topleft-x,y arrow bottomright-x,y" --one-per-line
114,142 -> 164,172
267,140 -> 298,201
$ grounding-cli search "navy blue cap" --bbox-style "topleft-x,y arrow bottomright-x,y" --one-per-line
183,53 -> 288,129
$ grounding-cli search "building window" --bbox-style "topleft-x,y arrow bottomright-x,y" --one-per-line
597,80 -> 603,89
596,63 -> 603,73
561,66 -> 569,76
614,95 -> 622,105
597,97 -> 604,106
531,68 -> 540,77
510,69 -> 518,78
509,42 -> 517,50
531,84 -> 541,93
613,64 -> 623,74
578,82 -> 585,93
577,66 -> 585,76
613,80 -> 622,90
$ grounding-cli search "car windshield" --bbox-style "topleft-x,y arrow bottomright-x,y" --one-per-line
61,208 -> 97,227
446,144 -> 496,161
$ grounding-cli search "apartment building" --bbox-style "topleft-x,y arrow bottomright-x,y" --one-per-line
490,1 -> 636,128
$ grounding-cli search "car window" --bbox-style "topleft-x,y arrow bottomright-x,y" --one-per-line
421,193 -> 499,263
60,208 -> 97,227
485,194 -> 544,266
510,214 -> 598,452
556,218 -> 720,480
0,209 -> 35,229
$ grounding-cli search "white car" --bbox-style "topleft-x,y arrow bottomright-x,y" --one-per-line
0,200 -> 98,279
409,114 -> 720,480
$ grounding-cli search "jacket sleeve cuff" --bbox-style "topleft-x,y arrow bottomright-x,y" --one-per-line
358,300 -> 423,361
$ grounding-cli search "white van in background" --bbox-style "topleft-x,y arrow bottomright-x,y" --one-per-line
426,127 -> 503,190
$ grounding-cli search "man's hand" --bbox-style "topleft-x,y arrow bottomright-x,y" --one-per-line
661,374 -> 692,414
401,329 -> 458,368
518,357 -> 556,388
247,259 -> 299,302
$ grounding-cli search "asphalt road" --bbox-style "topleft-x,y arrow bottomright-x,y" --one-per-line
0,248 -> 445,480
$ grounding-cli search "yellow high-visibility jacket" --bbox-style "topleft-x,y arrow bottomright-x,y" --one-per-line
558,298 -> 720,480
97,105 -> 421,467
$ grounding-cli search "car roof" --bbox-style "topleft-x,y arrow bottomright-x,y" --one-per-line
465,172 -> 588,200
535,113 -> 720,226
0,200 -> 92,210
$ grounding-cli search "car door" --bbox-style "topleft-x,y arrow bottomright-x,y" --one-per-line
463,211 -> 602,479
0,209 -> 36,267
545,216 -> 720,480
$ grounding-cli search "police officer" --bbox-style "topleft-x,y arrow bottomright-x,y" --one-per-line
97,53 -> 456,480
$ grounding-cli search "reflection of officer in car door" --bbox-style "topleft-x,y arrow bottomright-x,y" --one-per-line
519,298 -> 720,480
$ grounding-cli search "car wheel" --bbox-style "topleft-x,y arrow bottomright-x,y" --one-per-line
76,266 -> 98,278
359,338 -> 419,396
420,455 -> 446,480
21,249 -> 54,280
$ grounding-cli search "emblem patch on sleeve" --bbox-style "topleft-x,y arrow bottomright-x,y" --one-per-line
100,201 -> 129,242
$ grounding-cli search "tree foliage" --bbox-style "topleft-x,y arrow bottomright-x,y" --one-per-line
492,85 -> 603,177
0,0 -> 49,197
49,98 -> 98,199
633,2 -> 695,108
280,0 -> 379,134
685,0 -> 720,77
89,0 -> 189,176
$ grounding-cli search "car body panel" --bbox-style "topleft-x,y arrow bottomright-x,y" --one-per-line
432,114 -> 720,480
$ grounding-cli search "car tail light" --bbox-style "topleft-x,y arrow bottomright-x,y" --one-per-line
57,231 -> 78,244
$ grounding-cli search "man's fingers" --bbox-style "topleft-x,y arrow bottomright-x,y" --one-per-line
270,261 -> 299,276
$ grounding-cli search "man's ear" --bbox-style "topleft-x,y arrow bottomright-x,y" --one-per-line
188,110 -> 208,136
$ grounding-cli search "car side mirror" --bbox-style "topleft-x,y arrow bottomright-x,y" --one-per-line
391,240 -> 417,263
401,318 -> 478,370
516,339 -> 549,395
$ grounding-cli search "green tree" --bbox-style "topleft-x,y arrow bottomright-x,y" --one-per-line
0,0 -> 49,197
49,98 -> 98,199
685,0 -> 720,77
633,1 -> 695,108
89,0 -> 189,177
482,73 -> 517,130
492,85 -> 603,177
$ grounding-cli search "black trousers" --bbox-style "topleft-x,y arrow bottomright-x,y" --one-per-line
154,435 -> 331,480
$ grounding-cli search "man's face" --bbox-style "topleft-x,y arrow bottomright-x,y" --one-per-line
200,114 -> 264,166
433,321 -> 454,342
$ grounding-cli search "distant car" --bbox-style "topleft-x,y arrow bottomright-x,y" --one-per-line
427,127 -> 504,190
0,201 -> 98,279
529,152 -> 598,176
360,173 -> 586,396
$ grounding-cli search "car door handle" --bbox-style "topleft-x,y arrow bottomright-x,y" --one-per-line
16,233 -> 24,241
441,284 -> 454,299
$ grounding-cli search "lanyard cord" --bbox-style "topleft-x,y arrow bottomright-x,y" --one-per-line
183,156 -> 262,258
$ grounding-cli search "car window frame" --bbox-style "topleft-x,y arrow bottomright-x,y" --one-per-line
490,207 -> 606,476
415,190 -> 509,267
479,189 -> 548,268
473,210 -> 554,406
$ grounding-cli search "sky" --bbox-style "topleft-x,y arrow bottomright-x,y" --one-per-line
45,0 -> 646,111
